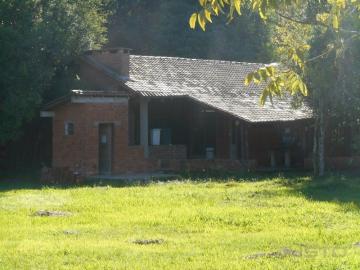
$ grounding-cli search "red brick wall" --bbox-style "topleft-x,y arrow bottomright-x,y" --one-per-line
149,145 -> 187,160
155,159 -> 257,172
52,101 -> 156,175
181,159 -> 257,172
52,101 -> 257,176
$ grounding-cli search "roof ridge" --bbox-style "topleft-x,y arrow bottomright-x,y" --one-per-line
130,54 -> 266,66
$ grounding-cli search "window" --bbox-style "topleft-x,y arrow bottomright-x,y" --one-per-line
65,122 -> 74,136
150,128 -> 172,145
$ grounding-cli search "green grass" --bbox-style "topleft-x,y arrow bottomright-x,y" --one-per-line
1,173 -> 360,269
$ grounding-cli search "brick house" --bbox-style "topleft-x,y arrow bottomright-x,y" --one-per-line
41,47 -> 314,176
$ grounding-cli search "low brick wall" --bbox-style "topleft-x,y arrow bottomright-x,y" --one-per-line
113,145 -> 156,173
304,156 -> 360,170
184,159 -> 256,171
49,158 -> 257,181
149,145 -> 187,160
156,158 -> 257,172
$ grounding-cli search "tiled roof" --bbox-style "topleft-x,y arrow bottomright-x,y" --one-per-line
125,55 -> 312,123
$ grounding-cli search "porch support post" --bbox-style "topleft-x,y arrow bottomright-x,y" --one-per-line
240,124 -> 249,160
245,125 -> 249,159
240,123 -> 248,160
140,97 -> 149,158
302,127 -> 307,157
229,119 -> 234,160
240,125 -> 245,160
230,120 -> 238,160
234,124 -> 239,160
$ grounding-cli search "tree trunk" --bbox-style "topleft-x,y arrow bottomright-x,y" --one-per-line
313,116 -> 318,175
318,102 -> 325,176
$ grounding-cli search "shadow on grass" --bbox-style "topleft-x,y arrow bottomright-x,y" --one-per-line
279,171 -> 360,208
179,170 -> 310,182
1,169 -> 360,209
0,169 -> 43,192
0,169 -> 309,191
180,170 -> 360,209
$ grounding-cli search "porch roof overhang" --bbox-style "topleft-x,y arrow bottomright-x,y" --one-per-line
124,55 -> 313,123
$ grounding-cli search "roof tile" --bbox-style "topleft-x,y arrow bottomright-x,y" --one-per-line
124,55 -> 312,122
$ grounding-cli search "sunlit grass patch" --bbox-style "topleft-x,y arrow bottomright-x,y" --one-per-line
0,191 -> 69,212
0,173 -> 360,269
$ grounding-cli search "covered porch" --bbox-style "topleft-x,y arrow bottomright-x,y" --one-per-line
128,96 -> 311,170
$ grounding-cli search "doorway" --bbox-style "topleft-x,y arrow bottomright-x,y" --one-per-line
99,123 -> 113,175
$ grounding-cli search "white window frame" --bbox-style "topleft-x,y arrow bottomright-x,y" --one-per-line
64,121 -> 74,136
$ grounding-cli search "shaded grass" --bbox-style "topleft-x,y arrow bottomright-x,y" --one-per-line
0,172 -> 360,269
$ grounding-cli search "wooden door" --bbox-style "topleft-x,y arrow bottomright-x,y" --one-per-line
99,124 -> 113,175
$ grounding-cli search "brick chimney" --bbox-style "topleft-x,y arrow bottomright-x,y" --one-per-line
85,47 -> 130,80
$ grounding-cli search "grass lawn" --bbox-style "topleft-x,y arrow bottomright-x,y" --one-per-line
1,172 -> 360,269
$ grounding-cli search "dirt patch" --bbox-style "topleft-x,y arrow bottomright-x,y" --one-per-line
33,210 -> 72,217
354,242 -> 360,247
63,230 -> 79,235
133,239 -> 164,245
245,247 -> 301,259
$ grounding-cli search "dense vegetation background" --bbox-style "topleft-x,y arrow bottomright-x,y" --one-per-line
107,0 -> 270,61
0,0 -> 271,171
1,0 -> 358,173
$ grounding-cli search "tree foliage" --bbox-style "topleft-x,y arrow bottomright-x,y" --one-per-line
0,0 -> 115,143
189,0 -> 360,176
189,0 -> 360,105
108,0 -> 271,62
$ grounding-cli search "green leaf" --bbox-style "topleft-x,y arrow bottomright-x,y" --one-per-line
258,68 -> 268,79
332,15 -> 339,29
316,12 -> 330,23
204,9 -> 212,22
234,0 -> 241,15
198,0 -> 207,6
260,90 -> 268,105
265,66 -> 274,76
253,73 -> 261,84
300,82 -> 308,96
198,13 -> 206,31
244,73 -> 254,86
189,13 -> 198,29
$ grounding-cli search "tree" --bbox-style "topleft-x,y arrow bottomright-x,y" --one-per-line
0,0 -> 115,143
108,0 -> 271,62
189,0 -> 360,176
